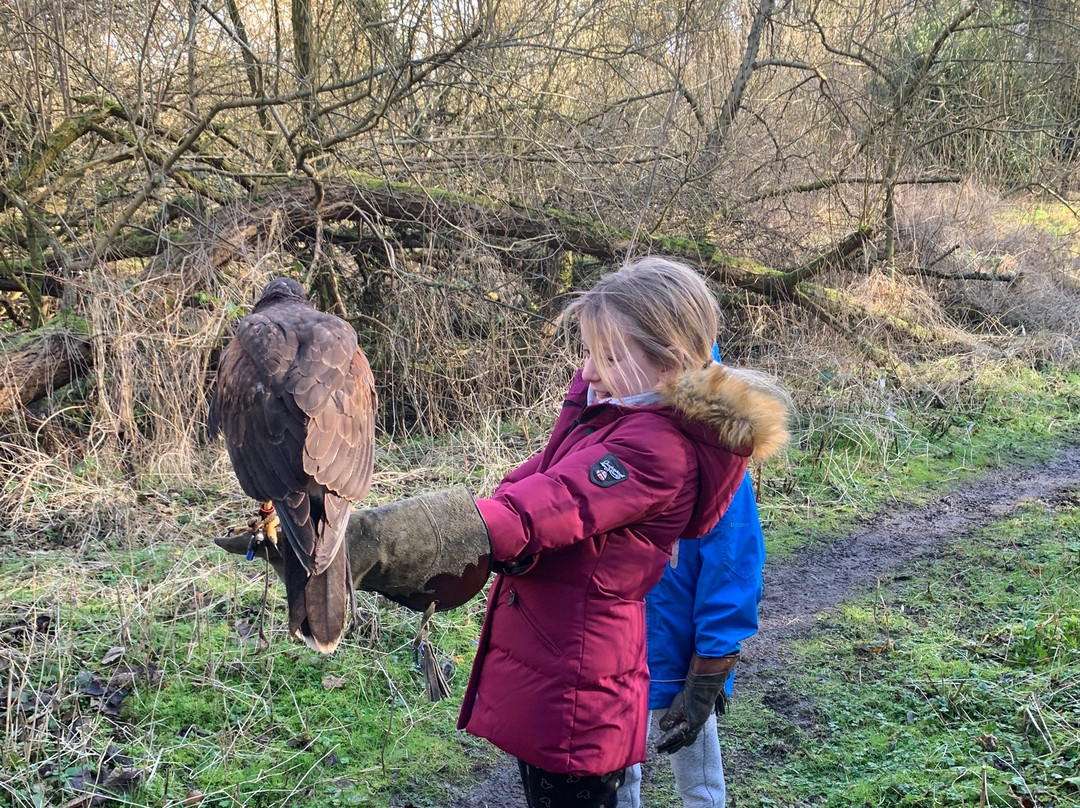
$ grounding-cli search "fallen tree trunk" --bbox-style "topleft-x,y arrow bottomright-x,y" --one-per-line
143,175 -> 873,297
793,281 -> 984,359
1,176 -> 942,410
0,331 -> 92,416
1,230 -> 189,299
0,275 -> 66,298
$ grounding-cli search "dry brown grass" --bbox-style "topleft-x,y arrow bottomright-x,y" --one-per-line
896,182 -> 1080,349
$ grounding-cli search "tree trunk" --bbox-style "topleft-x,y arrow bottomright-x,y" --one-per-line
291,0 -> 318,133
223,0 -> 271,132
697,0 -> 776,177
0,331 -> 92,416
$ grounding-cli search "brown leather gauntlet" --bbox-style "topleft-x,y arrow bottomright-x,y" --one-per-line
654,653 -> 739,755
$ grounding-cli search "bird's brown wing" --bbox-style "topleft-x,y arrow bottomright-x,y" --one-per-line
276,313 -> 373,648
208,315 -> 307,502
287,317 -> 377,574
303,345 -> 377,499
280,314 -> 373,651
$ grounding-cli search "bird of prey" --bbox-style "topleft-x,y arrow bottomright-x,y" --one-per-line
208,277 -> 376,653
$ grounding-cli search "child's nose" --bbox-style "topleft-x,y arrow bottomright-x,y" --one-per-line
582,356 -> 600,382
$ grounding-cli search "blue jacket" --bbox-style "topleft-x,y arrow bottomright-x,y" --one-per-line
644,472 -> 764,708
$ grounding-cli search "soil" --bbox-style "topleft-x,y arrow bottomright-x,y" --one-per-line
411,446 -> 1080,808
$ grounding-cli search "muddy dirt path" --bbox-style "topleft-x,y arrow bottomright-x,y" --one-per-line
434,446 -> 1080,808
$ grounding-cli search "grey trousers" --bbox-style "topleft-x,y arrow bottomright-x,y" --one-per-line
616,709 -> 726,808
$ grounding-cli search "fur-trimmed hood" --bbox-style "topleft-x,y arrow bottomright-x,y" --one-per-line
661,363 -> 790,461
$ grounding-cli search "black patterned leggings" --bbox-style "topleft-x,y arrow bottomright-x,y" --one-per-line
517,760 -> 626,808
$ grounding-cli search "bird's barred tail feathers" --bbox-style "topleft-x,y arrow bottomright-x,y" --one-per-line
297,549 -> 348,653
276,495 -> 350,654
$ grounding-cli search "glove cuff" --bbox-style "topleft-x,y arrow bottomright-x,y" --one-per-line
688,652 -> 739,677
685,670 -> 730,688
351,486 -> 492,612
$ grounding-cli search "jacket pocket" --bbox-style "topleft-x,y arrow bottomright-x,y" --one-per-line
506,588 -> 561,657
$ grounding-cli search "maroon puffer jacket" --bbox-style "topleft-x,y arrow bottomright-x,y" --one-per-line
457,365 -> 789,775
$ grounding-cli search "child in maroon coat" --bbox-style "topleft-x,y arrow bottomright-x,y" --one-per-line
457,257 -> 790,807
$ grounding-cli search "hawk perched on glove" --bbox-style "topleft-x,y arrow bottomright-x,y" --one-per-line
208,277 -> 376,653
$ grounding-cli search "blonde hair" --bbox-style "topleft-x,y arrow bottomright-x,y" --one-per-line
563,256 -> 720,394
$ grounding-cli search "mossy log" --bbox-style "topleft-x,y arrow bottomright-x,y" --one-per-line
793,281 -> 979,358
0,230 -> 189,298
144,175 -> 873,298
0,176 -> 938,407
0,108 -> 114,210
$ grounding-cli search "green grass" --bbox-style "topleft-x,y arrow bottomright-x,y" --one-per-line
0,544 -> 491,808
997,201 -> 1080,243
726,502 -> 1080,807
2,359 -> 1079,807
760,363 -> 1080,557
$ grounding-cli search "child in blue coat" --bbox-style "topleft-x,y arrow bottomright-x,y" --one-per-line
617,348 -> 767,808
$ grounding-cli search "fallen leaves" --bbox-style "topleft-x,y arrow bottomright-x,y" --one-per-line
977,732 -> 998,751
0,607 -> 54,645
286,732 -> 316,750
75,662 -> 162,718
59,757 -> 142,808
2,654 -> 157,807
107,662 -> 163,691
3,676 -> 57,720
233,618 -> 256,639
233,617 -> 269,652
31,745 -> 146,808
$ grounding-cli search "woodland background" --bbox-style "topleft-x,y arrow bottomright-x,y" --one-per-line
2,0 -> 1079,511
2,1 -> 1080,807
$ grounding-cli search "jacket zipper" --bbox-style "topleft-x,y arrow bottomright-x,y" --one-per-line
567,405 -> 602,435
506,588 -> 561,656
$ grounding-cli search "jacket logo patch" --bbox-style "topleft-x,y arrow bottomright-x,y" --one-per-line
590,453 -> 629,487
